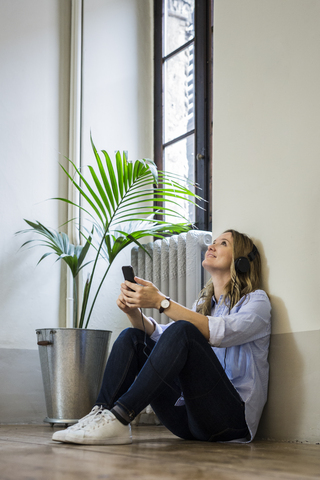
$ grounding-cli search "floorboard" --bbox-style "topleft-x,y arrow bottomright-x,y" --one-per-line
0,425 -> 319,480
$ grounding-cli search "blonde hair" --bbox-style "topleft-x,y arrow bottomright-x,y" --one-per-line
196,229 -> 262,315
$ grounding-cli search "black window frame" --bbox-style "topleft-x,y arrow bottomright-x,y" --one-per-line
154,0 -> 213,232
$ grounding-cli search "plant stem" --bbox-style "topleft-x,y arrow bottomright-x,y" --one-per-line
73,277 -> 78,328
79,232 -> 107,327
84,262 -> 112,329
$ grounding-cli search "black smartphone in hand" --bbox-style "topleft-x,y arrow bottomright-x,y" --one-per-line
122,265 -> 137,286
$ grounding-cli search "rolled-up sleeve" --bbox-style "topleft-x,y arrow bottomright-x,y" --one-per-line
208,291 -> 271,347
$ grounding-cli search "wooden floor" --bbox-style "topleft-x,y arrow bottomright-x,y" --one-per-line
0,424 -> 320,480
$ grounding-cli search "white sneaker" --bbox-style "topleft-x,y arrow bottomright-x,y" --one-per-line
65,409 -> 132,445
52,405 -> 103,443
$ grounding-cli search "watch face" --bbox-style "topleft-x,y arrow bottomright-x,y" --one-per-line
161,299 -> 170,309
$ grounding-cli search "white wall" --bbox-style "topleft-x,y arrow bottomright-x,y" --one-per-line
0,0 -> 70,351
213,0 -> 320,442
79,0 -> 153,342
0,0 -> 71,423
213,0 -> 320,336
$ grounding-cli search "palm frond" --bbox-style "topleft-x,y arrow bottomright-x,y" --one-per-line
16,220 -> 92,279
18,137 -> 205,329
57,140 -> 205,326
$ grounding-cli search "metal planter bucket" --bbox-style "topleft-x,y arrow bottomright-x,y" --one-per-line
36,328 -> 111,425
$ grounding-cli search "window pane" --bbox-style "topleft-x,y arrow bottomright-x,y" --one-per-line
163,134 -> 195,224
164,0 -> 195,56
164,44 -> 194,144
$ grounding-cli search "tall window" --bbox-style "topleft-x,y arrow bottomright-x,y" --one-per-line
154,0 -> 213,231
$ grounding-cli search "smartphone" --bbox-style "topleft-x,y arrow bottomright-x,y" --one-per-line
122,265 -> 137,286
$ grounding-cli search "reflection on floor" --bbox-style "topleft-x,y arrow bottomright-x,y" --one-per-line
0,424 -> 319,479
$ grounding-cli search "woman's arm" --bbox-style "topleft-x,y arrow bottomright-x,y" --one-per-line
121,277 -> 210,341
208,291 -> 271,347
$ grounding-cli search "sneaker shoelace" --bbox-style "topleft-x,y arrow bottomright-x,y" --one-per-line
68,405 -> 104,431
81,409 -> 115,432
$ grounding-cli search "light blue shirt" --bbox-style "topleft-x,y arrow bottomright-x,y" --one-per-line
150,289 -> 271,442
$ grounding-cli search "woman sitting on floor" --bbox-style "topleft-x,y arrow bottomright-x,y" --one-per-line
53,229 -> 271,445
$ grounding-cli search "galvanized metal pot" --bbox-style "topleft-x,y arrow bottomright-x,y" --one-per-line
36,328 -> 111,425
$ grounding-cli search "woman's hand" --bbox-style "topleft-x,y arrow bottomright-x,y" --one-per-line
116,281 -> 142,314
117,278 -> 156,336
116,291 -> 139,315
120,276 -> 164,310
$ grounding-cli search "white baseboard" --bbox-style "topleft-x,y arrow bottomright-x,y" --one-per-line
0,348 -> 46,424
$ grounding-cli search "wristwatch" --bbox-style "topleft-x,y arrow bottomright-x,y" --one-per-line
159,296 -> 171,314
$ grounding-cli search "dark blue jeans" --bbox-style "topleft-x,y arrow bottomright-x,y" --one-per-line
96,320 -> 249,442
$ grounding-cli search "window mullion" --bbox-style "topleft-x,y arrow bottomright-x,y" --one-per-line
194,0 -> 209,230
154,0 -> 163,170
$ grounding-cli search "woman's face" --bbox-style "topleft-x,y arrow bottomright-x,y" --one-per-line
202,232 -> 233,275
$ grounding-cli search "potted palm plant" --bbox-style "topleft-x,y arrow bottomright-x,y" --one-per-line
17,135 -> 202,425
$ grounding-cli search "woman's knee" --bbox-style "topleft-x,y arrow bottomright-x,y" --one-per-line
164,320 -> 199,337
115,327 -> 145,346
158,321 -> 201,350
